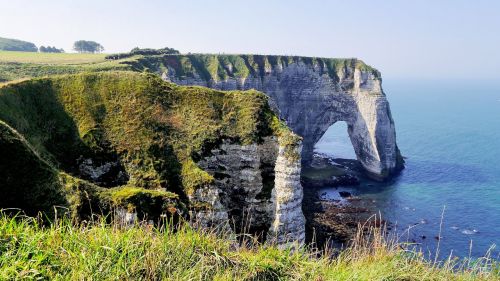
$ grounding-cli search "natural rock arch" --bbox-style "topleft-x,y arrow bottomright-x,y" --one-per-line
158,55 -> 404,180
261,64 -> 401,180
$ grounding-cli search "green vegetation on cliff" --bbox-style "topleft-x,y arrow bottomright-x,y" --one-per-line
0,119 -> 182,220
0,71 -> 296,217
0,50 -> 381,85
125,53 -> 381,82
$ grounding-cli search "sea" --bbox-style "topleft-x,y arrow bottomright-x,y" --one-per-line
315,79 -> 500,260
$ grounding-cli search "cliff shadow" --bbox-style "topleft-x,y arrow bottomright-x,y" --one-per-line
0,80 -> 189,217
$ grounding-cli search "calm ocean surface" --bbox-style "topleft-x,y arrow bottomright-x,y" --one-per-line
315,79 -> 500,259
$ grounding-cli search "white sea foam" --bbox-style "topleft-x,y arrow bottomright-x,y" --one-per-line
461,229 -> 478,235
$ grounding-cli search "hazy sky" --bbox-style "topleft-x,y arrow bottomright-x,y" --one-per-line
1,0 -> 499,79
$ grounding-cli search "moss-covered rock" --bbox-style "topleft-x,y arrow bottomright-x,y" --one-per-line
0,71 -> 296,219
101,186 -> 183,221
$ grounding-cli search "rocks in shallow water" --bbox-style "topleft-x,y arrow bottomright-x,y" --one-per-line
339,191 -> 352,198
302,184 -> 376,247
336,175 -> 360,186
301,155 -> 360,188
301,173 -> 360,188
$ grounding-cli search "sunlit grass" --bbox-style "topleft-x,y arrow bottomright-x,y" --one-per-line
0,213 -> 497,280
0,51 -> 106,64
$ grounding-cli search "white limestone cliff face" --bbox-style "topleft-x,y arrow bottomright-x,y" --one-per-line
161,58 -> 403,180
267,142 -> 305,245
188,137 -> 305,245
349,69 -> 399,179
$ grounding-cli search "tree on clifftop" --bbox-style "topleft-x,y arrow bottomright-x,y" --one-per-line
73,40 -> 104,53
39,46 -> 65,53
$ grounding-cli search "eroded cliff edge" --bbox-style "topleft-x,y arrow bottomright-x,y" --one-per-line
0,72 -> 305,244
123,54 -> 403,180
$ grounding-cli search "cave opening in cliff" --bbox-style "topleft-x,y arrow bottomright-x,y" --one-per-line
314,121 -> 356,160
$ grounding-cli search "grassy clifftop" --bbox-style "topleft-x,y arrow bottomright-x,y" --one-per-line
126,53 -> 380,82
0,50 -> 380,85
0,51 -> 133,84
0,71 -> 296,218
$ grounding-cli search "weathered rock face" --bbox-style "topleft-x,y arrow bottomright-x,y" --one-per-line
190,137 -> 305,244
268,142 -> 305,245
158,56 -> 403,180
0,72 -> 306,245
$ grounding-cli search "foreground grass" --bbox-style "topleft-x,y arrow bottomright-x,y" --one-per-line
0,215 -> 497,280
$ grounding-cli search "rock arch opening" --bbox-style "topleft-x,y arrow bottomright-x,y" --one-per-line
314,121 -> 356,160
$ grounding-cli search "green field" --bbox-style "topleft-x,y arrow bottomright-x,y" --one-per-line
0,51 -> 138,85
0,51 -> 107,64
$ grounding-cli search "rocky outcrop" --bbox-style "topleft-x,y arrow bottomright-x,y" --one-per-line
0,72 -> 306,245
153,55 -> 403,180
190,137 -> 305,244
268,141 -> 305,245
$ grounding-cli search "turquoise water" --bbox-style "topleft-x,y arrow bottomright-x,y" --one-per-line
316,80 -> 500,259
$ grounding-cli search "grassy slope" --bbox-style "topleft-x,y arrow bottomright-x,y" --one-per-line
0,215 -> 496,280
0,71 -> 296,218
0,119 -> 180,219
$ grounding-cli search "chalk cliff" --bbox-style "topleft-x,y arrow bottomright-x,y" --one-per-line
131,54 -> 403,179
191,137 -> 305,244
0,72 -> 305,244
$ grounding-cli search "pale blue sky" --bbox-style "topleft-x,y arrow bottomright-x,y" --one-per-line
1,0 -> 499,79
